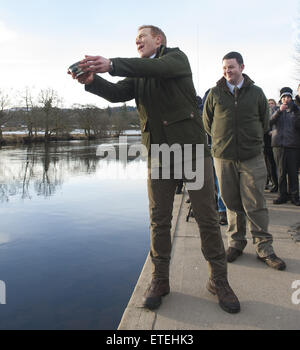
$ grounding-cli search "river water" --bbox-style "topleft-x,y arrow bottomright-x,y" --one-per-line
0,137 -> 150,330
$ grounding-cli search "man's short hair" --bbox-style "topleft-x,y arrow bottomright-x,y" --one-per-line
138,25 -> 167,46
223,51 -> 244,65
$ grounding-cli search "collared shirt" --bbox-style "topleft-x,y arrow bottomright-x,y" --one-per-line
226,78 -> 244,94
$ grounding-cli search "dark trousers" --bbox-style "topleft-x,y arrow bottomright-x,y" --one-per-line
273,147 -> 300,198
264,147 -> 278,189
147,157 -> 227,281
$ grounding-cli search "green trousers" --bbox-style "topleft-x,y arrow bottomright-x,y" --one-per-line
147,157 -> 227,280
214,154 -> 274,258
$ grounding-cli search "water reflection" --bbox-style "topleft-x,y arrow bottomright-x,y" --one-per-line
0,137 -> 146,201
0,137 -> 149,330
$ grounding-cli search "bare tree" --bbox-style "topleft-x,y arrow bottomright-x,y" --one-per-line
111,103 -> 129,136
38,88 -> 63,140
74,104 -> 109,138
90,107 -> 110,137
0,89 -> 11,142
20,87 -> 36,138
73,104 -> 93,137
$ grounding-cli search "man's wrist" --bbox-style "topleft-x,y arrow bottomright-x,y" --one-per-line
109,59 -> 114,73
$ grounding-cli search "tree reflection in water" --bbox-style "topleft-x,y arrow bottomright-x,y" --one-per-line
0,137 -> 145,202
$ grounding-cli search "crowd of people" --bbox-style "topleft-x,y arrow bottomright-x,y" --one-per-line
266,85 -> 300,206
184,84 -> 300,226
68,25 -> 300,315
199,84 -> 300,227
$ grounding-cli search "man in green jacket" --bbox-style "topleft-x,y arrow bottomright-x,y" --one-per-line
203,51 -> 286,270
69,25 -> 240,314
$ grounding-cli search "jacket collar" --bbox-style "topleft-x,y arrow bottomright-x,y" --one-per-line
216,74 -> 254,92
155,45 -> 167,58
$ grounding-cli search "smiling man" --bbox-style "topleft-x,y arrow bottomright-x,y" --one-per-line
203,52 -> 286,271
68,26 -> 240,314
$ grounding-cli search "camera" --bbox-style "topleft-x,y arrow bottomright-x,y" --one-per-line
68,61 -> 85,78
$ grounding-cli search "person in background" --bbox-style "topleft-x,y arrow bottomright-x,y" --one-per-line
295,84 -> 300,107
263,98 -> 278,193
270,87 -> 300,206
200,89 -> 228,226
296,84 -> 300,170
203,51 -> 286,271
69,25 -> 240,314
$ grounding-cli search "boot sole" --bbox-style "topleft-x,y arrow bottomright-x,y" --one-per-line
142,291 -> 170,310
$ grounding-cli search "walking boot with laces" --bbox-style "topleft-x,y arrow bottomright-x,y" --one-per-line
257,253 -> 286,270
142,278 -> 170,310
207,278 -> 240,314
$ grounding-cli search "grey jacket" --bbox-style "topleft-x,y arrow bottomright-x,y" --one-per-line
270,102 -> 300,148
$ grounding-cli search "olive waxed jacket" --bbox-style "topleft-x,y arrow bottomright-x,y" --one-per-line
85,45 -> 210,157
202,74 -> 269,161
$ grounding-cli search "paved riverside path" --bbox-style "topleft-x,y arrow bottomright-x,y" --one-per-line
118,189 -> 300,330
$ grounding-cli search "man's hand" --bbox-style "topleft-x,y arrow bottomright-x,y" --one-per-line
79,55 -> 111,74
67,70 -> 95,85
280,104 -> 288,112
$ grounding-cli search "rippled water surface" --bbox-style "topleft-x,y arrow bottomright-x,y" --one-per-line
0,137 -> 150,329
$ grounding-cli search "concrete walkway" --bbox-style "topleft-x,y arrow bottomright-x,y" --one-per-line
118,189 -> 300,330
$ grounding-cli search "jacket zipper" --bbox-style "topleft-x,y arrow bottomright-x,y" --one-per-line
234,88 -> 239,160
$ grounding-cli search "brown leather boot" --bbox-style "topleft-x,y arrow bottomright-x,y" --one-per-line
226,247 -> 243,263
207,278 -> 240,314
142,279 -> 170,310
257,253 -> 286,270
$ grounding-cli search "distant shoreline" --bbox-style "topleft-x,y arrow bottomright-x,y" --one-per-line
0,131 -> 141,146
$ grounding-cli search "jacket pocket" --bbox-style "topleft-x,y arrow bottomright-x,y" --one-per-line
161,111 -> 197,127
163,117 -> 203,146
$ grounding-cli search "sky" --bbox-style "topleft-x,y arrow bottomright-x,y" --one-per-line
0,0 -> 299,109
